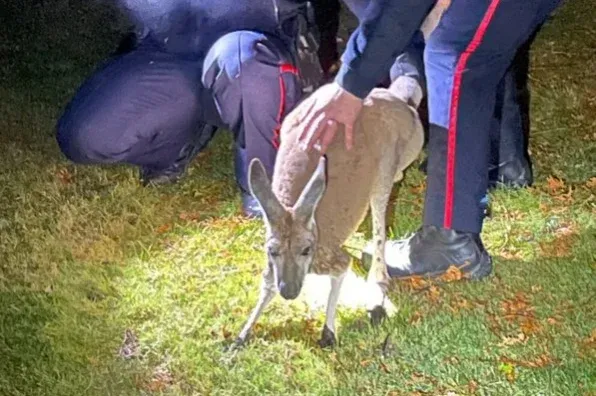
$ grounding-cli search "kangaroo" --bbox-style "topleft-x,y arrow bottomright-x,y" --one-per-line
233,77 -> 425,348
232,0 -> 449,349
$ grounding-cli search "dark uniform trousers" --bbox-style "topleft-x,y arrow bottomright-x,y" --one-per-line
422,0 -> 562,233
56,22 -> 305,195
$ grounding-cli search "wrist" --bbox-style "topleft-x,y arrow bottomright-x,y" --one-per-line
334,64 -> 378,100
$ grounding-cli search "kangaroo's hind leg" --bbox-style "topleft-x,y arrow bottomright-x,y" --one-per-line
365,149 -> 401,325
315,246 -> 351,348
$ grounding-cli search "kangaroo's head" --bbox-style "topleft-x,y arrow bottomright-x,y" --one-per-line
248,157 -> 327,300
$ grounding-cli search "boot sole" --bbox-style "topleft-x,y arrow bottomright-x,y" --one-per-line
360,251 -> 493,281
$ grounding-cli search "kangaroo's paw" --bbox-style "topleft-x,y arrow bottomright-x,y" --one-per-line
317,325 -> 336,349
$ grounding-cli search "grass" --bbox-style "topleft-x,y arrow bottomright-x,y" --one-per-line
0,0 -> 594,395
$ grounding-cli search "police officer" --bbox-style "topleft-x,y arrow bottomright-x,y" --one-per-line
297,0 -> 562,280
324,0 -> 537,189
56,0 -> 334,217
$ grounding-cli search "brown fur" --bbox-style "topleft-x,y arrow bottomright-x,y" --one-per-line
272,84 -> 424,275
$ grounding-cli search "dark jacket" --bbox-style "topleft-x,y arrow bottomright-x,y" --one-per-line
335,0 -> 436,99
119,0 -> 310,57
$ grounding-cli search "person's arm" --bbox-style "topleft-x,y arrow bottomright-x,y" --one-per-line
336,0 -> 436,99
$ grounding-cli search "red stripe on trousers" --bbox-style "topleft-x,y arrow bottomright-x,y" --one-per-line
444,0 -> 501,228
273,63 -> 299,149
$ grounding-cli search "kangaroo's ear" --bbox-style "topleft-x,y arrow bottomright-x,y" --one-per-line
293,156 -> 327,225
248,158 -> 285,223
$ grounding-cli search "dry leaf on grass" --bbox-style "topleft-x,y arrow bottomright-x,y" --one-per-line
179,211 -> 201,221
585,177 -> 596,190
545,175 -> 566,193
427,285 -> 441,303
499,332 -> 528,347
449,295 -> 472,313
410,181 -> 426,194
501,353 -> 556,369
520,317 -> 542,336
379,361 -> 391,374
552,187 -> 575,203
500,248 -> 523,260
409,310 -> 423,325
406,276 -> 429,290
440,265 -> 464,282
360,359 -> 372,368
155,223 -> 172,234
539,232 -> 577,258
582,329 -> 596,348
142,363 -> 174,392
468,380 -> 479,394
500,293 -> 534,320
56,168 -> 73,185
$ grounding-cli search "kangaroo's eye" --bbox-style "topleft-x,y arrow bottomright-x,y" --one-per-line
268,248 -> 281,257
300,247 -> 312,256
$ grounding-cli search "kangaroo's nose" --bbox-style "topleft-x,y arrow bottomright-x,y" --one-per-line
279,281 -> 300,300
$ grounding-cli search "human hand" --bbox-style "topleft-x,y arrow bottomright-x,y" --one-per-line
296,82 -> 364,155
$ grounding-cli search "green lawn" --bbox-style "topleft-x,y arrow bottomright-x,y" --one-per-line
0,1 -> 594,395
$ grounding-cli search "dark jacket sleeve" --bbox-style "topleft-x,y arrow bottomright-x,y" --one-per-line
336,0 -> 436,99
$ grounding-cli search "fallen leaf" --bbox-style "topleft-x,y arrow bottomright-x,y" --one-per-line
520,317 -> 542,336
143,363 -> 174,392
501,293 -> 534,320
410,181 -> 426,194
360,359 -> 372,368
427,285 -> 441,303
501,353 -> 556,369
552,186 -> 575,203
583,329 -> 596,348
553,223 -> 576,236
545,175 -> 566,193
179,212 -> 201,221
500,248 -> 523,260
586,177 -> 596,190
379,361 -> 391,374
407,276 -> 429,290
446,356 -> 460,365
410,372 -> 426,382
539,232 -> 577,258
156,223 -> 172,234
499,332 -> 527,347
56,167 -> 73,185
468,380 -> 479,394
449,295 -> 472,313
440,265 -> 464,282
410,310 -> 423,325
531,285 -> 543,293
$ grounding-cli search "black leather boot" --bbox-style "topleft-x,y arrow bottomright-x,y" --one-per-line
140,123 -> 218,186
361,225 -> 493,280
489,155 -> 533,188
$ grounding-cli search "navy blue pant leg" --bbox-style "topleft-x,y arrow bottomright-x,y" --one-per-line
490,24 -> 541,175
423,0 -> 562,234
56,41 -> 222,170
202,31 -> 302,194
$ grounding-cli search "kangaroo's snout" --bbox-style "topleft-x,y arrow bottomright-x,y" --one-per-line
279,280 -> 301,300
